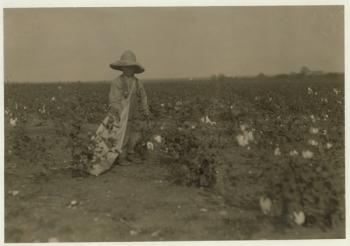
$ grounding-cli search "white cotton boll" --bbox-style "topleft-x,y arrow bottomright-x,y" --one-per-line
333,88 -> 339,95
293,211 -> 305,225
191,124 -> 196,129
326,143 -> 333,149
308,139 -> 318,146
307,87 -> 313,94
154,135 -> 162,144
147,141 -> 154,151
11,190 -> 19,196
51,96 -> 56,102
70,200 -> 78,206
321,98 -> 328,103
309,127 -> 319,134
310,115 -> 316,123
160,103 -> 165,107
302,150 -> 314,159
205,116 -> 216,126
10,117 -> 17,127
289,150 -> 299,156
236,134 -> 249,147
259,196 -> 272,215
274,147 -> 281,156
205,116 -> 211,123
200,117 -> 205,123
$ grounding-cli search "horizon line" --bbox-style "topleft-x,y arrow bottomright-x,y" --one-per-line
4,71 -> 344,84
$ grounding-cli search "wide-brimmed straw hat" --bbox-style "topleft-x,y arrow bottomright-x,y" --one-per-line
110,50 -> 145,74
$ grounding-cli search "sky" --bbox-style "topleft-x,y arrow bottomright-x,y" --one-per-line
4,6 -> 344,82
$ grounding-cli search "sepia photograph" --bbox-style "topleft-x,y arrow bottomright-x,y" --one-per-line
2,2 -> 346,243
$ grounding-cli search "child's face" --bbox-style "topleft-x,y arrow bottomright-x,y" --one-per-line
122,66 -> 136,77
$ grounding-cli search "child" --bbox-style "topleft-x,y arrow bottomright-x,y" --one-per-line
109,50 -> 150,165
87,50 -> 150,175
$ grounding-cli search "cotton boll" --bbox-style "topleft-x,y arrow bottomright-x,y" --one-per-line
204,116 -> 216,126
293,211 -> 305,225
154,135 -> 162,144
310,115 -> 316,123
236,134 -> 249,147
259,196 -> 272,215
147,141 -> 154,150
307,139 -> 318,146
10,117 -> 17,127
289,150 -> 299,156
274,147 -> 281,156
309,127 -> 319,134
307,87 -> 313,94
302,150 -> 314,159
176,101 -> 183,106
326,143 -> 333,149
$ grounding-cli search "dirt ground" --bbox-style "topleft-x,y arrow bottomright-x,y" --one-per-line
4,123 -> 345,242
